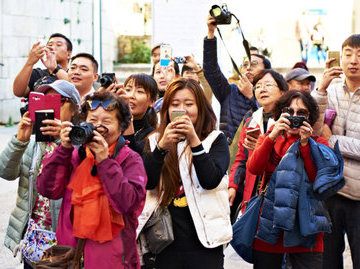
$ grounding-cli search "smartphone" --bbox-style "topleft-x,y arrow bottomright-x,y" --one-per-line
246,128 -> 260,139
160,44 -> 172,67
171,109 -> 186,121
328,51 -> 340,68
28,92 -> 61,122
35,110 -> 55,142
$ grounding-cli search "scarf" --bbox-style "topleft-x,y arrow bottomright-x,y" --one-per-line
68,143 -> 124,243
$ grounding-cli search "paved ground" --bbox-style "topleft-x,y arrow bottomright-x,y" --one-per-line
0,124 -> 354,268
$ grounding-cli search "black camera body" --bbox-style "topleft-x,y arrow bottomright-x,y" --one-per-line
286,116 -> 307,129
69,122 -> 96,145
100,73 -> 116,88
210,4 -> 232,25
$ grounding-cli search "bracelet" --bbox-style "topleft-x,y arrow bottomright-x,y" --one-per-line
156,144 -> 168,156
191,149 -> 206,156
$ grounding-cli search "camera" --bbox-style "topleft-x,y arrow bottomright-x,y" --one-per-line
69,122 -> 96,145
100,73 -> 116,88
286,116 -> 307,129
173,57 -> 187,64
210,4 -> 232,25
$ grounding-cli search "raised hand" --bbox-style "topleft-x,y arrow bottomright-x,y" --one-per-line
16,112 -> 33,142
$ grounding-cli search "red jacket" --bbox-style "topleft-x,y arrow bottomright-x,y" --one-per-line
247,129 -> 328,253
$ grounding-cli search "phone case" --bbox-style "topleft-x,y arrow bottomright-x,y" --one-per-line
171,110 -> 186,121
328,51 -> 340,68
35,110 -> 55,142
29,92 -> 61,122
160,45 -> 172,67
247,128 -> 260,139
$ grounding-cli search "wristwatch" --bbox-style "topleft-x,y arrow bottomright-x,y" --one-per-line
51,64 -> 62,76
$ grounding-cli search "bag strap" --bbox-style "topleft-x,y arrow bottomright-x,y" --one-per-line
28,142 -> 41,221
72,238 -> 86,269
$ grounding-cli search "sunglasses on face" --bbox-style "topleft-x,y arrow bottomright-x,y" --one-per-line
86,100 -> 117,111
282,107 -> 310,118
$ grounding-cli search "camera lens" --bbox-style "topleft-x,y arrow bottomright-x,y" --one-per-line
69,123 -> 95,145
100,75 -> 113,88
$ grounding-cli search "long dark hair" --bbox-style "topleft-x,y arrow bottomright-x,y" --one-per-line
156,78 -> 217,206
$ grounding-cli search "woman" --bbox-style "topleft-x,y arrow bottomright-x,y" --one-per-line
152,61 -> 180,112
139,78 -> 232,268
0,80 -> 80,268
247,90 -> 329,269
36,92 -> 147,269
122,73 -> 158,154
228,69 -> 288,215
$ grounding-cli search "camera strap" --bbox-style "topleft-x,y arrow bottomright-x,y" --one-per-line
216,27 -> 242,77
216,14 -> 251,78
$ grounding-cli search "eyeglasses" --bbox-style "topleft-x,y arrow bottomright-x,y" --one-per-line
254,83 -> 278,91
282,107 -> 309,118
242,60 -> 259,69
86,100 -> 117,111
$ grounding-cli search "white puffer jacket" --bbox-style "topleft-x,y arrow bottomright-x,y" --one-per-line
312,80 -> 360,200
137,130 -> 232,248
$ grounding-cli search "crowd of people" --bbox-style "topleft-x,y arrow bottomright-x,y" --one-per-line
0,12 -> 359,269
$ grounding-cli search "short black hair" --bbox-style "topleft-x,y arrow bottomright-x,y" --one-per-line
252,54 -> 271,69
272,90 -> 319,126
49,33 -> 72,52
71,53 -> 98,73
342,34 -> 360,49
253,69 -> 288,93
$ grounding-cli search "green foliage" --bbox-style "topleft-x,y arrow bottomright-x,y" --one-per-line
118,40 -> 151,64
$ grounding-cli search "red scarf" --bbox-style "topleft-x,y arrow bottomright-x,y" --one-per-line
68,143 -> 124,243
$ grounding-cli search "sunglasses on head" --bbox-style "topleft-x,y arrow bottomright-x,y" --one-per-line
86,100 -> 117,111
282,107 -> 309,118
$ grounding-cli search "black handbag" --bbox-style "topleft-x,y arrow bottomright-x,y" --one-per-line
143,207 -> 174,254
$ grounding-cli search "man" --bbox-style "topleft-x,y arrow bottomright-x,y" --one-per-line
312,34 -> 360,269
13,33 -> 72,97
203,14 -> 271,144
285,67 -> 316,92
68,53 -> 99,100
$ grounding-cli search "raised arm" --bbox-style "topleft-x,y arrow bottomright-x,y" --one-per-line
203,15 -> 232,103
13,42 -> 45,97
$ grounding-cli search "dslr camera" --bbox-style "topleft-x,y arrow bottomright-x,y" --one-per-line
210,4 -> 232,25
286,116 -> 307,129
100,73 -> 116,88
69,122 -> 96,145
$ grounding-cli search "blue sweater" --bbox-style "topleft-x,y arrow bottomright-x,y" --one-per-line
203,37 -> 258,144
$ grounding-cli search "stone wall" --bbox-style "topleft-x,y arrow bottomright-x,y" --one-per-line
0,0 -> 117,123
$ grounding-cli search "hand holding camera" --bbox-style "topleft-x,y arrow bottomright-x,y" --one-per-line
298,120 -> 313,146
60,121 -> 73,149
87,130 -> 109,163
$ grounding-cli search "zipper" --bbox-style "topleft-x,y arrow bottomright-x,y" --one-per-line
120,229 -> 125,265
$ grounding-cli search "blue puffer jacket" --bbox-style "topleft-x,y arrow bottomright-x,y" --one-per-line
256,138 -> 344,249
203,37 -> 258,144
